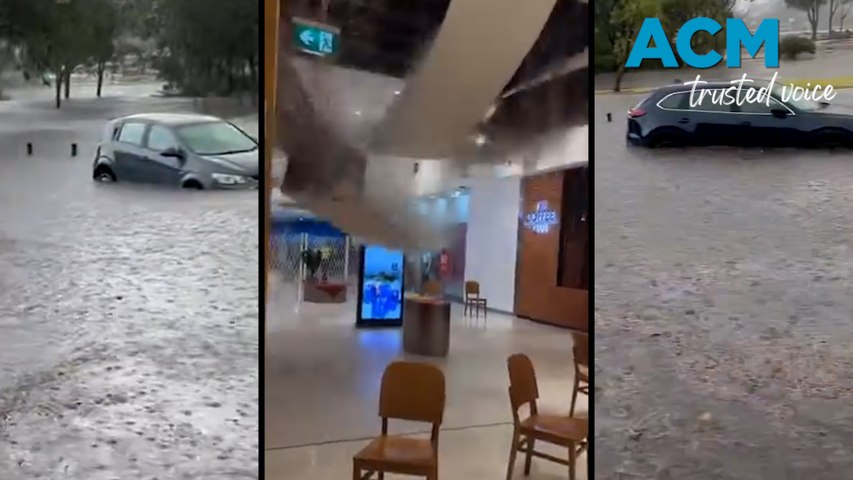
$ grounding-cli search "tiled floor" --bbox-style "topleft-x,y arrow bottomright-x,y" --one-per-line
265,281 -> 587,479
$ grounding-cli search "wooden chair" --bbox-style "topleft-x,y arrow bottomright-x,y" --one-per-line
463,280 -> 488,317
423,280 -> 443,298
506,354 -> 587,480
570,332 -> 589,418
353,361 -> 446,480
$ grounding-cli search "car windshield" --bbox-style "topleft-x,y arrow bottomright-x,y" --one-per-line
176,121 -> 257,155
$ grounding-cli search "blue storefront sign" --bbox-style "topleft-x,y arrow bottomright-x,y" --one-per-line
523,201 -> 559,234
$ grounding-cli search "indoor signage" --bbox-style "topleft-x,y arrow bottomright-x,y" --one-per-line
357,245 -> 405,327
523,201 -> 559,234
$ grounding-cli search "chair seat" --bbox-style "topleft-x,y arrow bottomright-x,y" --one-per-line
520,414 -> 588,446
354,435 -> 436,468
577,364 -> 589,383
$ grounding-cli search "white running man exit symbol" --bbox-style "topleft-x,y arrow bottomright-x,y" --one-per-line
319,31 -> 334,53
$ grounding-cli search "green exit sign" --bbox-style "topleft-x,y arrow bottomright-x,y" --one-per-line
292,17 -> 340,57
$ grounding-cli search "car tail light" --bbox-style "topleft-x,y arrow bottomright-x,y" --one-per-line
628,108 -> 647,118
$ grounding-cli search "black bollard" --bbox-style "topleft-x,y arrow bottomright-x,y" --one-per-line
606,113 -> 612,122
27,143 -> 33,155
71,143 -> 77,157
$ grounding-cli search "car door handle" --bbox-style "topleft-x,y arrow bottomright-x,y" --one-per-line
740,121 -> 751,126
677,118 -> 690,124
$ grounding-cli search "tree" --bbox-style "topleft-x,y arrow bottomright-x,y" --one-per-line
147,0 -> 258,97
89,0 -> 119,97
785,0 -> 827,40
660,0 -> 731,55
610,0 -> 661,91
830,0 -> 841,35
838,0 -> 853,30
5,0 -> 93,107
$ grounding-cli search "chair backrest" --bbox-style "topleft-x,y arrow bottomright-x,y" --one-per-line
379,361 -> 446,426
464,280 -> 480,298
424,280 -> 443,297
571,332 -> 589,368
507,354 -> 539,423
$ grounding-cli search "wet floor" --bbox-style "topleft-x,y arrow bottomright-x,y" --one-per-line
0,82 -> 259,479
594,93 -> 853,479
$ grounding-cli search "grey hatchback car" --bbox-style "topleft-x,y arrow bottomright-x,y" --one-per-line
92,113 -> 259,189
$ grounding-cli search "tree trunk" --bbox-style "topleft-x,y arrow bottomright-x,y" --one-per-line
63,69 -> 70,99
249,56 -> 258,106
614,63 -> 627,92
810,9 -> 819,40
227,58 -> 235,95
54,71 -> 62,109
97,61 -> 105,97
829,0 -> 836,36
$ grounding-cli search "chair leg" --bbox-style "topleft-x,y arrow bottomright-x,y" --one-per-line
464,301 -> 468,316
570,377 -> 579,417
568,442 -> 577,480
352,462 -> 359,480
523,437 -> 535,475
378,472 -> 384,480
505,430 -> 519,480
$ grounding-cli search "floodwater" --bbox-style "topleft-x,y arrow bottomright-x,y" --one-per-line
0,80 -> 259,479
594,93 -> 853,478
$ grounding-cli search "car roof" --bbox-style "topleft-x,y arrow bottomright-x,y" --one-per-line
113,113 -> 223,126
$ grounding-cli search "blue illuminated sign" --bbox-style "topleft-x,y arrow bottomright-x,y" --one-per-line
523,201 -> 559,234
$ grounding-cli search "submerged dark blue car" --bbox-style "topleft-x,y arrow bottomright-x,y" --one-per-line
627,81 -> 853,149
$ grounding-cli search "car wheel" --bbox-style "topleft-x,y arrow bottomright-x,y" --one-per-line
93,167 -> 116,183
182,180 -> 204,190
814,136 -> 849,150
650,133 -> 685,148
652,135 -> 684,148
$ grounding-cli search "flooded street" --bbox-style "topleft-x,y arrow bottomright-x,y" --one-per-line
594,92 -> 853,479
0,81 -> 258,479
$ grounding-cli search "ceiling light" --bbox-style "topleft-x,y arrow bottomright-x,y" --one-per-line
474,134 -> 487,146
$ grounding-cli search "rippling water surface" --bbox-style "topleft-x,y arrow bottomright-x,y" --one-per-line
595,93 -> 853,479
0,85 -> 259,479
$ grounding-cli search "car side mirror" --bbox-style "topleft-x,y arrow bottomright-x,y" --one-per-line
162,147 -> 185,160
771,109 -> 788,119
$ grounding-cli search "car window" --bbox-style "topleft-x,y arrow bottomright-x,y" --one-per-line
117,122 -> 146,146
736,91 -> 788,114
147,125 -> 178,151
176,121 -> 257,156
693,90 -> 735,113
658,92 -> 690,110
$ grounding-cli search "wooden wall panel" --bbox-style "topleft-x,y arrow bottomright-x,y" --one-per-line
514,170 -> 588,331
